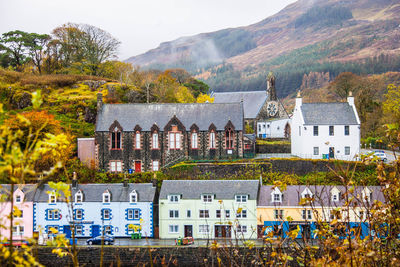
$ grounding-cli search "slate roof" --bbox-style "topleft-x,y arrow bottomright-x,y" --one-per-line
212,91 -> 267,119
258,185 -> 385,207
31,183 -> 156,202
159,180 -> 259,200
96,103 -> 243,132
301,103 -> 358,125
0,184 -> 37,201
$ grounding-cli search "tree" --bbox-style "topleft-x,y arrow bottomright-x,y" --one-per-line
329,72 -> 362,100
176,85 -> 195,103
51,23 -> 121,75
0,30 -> 31,70
383,84 -> 400,122
196,93 -> 214,103
25,33 -> 51,74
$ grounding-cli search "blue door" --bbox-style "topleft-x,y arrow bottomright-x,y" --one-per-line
64,225 -> 71,238
91,225 -> 100,237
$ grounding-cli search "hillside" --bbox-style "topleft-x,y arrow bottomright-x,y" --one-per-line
126,0 -> 400,97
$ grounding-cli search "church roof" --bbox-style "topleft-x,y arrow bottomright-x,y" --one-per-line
96,103 -> 244,132
212,91 -> 268,119
301,103 -> 359,125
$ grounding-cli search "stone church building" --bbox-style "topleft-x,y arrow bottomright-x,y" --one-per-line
94,93 -> 244,172
212,73 -> 289,137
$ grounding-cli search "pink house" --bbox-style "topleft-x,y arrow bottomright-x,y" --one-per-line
0,184 -> 34,242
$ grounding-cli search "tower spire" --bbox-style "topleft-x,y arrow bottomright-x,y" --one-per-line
267,72 -> 277,101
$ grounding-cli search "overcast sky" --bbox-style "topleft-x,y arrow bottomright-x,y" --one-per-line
0,0 -> 296,60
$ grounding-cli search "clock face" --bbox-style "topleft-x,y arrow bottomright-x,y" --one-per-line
267,102 -> 278,117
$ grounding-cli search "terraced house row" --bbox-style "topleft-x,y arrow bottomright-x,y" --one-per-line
0,181 -> 383,241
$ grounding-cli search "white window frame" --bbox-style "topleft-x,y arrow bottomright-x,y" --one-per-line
169,210 -> 179,218
134,209 -> 140,219
237,225 -> 247,233
236,209 -> 247,218
103,192 -> 111,203
75,225 -> 83,235
199,224 -> 209,234
169,195 -> 180,203
274,209 -> 284,219
135,132 -> 141,149
128,209 -> 134,220
12,225 -> 24,236
191,132 -> 198,149
187,210 -> 191,218
345,146 -> 350,155
152,160 -> 159,171
202,194 -> 213,203
345,125 -> 350,136
110,161 -> 122,173
169,132 -> 181,150
199,209 -> 210,218
302,209 -> 312,220
75,209 -> 83,220
49,192 -> 56,204
301,188 -> 313,199
103,209 -> 110,220
210,131 -> 216,149
130,191 -> 137,203
271,188 -> 282,203
75,191 -> 83,203
235,195 -> 248,203
15,195 -> 22,203
313,146 -> 319,155
216,209 -> 221,218
225,210 -> 230,218
152,132 -> 158,149
49,209 -> 60,220
168,225 -> 179,233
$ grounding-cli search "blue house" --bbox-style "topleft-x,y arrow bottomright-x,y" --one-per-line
32,182 -> 156,238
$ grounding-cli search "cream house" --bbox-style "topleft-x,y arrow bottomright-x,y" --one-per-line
159,180 -> 259,240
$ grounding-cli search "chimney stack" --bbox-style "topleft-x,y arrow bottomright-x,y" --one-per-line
123,172 -> 128,188
72,172 -> 78,189
295,91 -> 302,107
97,91 -> 103,111
347,91 -> 354,106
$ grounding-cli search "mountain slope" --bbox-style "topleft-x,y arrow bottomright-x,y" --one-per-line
126,0 -> 400,96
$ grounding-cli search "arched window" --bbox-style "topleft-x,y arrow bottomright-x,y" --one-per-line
152,132 -> 159,149
135,131 -> 141,149
209,131 -> 216,149
225,128 -> 234,149
111,127 -> 121,149
191,131 -> 198,149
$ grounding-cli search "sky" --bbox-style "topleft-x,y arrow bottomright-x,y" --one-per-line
0,0 -> 296,60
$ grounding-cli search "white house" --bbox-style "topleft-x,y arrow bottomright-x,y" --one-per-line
291,92 -> 360,160
158,180 -> 259,240
257,118 -> 291,139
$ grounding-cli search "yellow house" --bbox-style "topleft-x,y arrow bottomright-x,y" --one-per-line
257,185 -> 384,239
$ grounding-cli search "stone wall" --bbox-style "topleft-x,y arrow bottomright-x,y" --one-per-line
166,159 -> 365,177
256,144 -> 291,153
36,246 -> 300,266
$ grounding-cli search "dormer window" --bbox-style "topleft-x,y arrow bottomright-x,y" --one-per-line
111,127 -> 121,150
103,190 -> 111,203
15,195 -> 22,203
75,191 -> 83,203
169,195 -> 180,203
331,187 -> 341,202
271,187 -> 283,203
130,190 -> 137,203
49,191 -> 56,203
202,194 -> 213,203
301,188 -> 313,199
236,195 -> 248,203
362,187 -> 372,202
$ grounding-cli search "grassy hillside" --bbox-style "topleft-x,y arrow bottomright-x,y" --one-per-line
126,0 -> 400,97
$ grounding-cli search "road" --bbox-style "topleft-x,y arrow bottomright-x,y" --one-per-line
360,149 -> 398,163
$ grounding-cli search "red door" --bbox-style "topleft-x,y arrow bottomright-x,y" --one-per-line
135,161 -> 141,173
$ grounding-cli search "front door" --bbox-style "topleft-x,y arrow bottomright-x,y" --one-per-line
135,161 -> 141,172
91,225 -> 100,237
184,225 -> 193,237
215,225 -> 232,238
329,147 -> 335,158
63,225 -> 71,238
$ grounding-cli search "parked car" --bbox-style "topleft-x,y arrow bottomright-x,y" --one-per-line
86,235 -> 114,245
373,150 -> 388,162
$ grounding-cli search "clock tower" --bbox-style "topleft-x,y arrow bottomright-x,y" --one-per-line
265,72 -> 279,118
